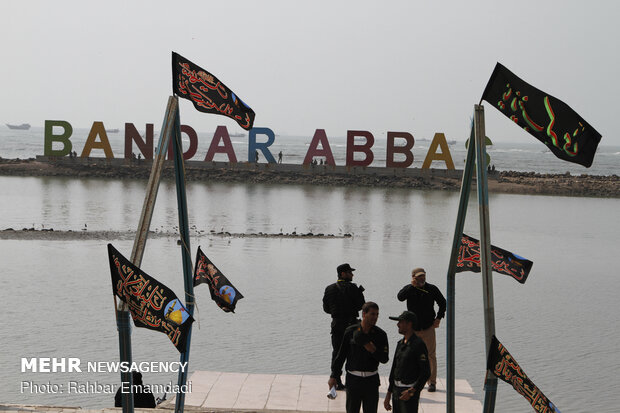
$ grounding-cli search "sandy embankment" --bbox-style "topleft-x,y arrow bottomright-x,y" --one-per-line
0,157 -> 619,198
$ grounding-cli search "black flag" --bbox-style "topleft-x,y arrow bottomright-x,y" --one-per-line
455,233 -> 533,283
488,335 -> 561,413
172,51 -> 255,130
193,246 -> 244,312
108,244 -> 194,353
481,62 -> 601,167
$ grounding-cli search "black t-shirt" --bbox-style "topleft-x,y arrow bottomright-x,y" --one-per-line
388,335 -> 430,392
323,279 -> 365,320
114,383 -> 156,408
397,282 -> 446,330
331,323 -> 389,379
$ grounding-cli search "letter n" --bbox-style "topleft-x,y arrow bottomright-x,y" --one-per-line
205,126 -> 238,162
124,123 -> 154,159
303,129 -> 335,165
386,132 -> 414,168
44,120 -> 73,157
346,130 -> 374,167
81,122 -> 114,158
422,133 -> 455,169
167,125 -> 198,160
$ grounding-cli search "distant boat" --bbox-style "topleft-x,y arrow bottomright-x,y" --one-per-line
6,123 -> 31,130
230,132 -> 245,137
106,128 -> 120,133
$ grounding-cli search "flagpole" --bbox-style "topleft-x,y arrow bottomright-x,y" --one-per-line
116,309 -> 133,413
130,96 -> 178,264
170,102 -> 195,413
116,96 -> 177,413
445,120 -> 477,413
473,104 -> 498,413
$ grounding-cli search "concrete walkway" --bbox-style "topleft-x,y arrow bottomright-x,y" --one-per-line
162,371 -> 482,412
0,406 -> 154,413
1,371 -> 482,413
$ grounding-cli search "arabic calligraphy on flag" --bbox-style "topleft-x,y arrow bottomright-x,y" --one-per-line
488,335 -> 561,413
481,62 -> 601,167
172,52 -> 255,130
193,246 -> 244,312
107,244 -> 194,353
455,233 -> 533,284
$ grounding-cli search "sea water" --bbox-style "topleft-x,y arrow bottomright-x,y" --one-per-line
0,175 -> 619,412
1,127 -> 620,411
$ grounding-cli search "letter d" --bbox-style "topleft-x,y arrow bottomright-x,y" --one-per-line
44,120 -> 73,157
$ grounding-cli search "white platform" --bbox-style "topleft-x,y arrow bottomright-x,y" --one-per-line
164,371 -> 482,413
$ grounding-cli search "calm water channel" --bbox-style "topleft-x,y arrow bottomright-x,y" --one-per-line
0,175 -> 618,412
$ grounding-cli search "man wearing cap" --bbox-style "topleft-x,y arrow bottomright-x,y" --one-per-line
114,372 -> 156,408
396,268 -> 445,392
323,263 -> 366,390
328,302 -> 389,413
384,311 -> 430,413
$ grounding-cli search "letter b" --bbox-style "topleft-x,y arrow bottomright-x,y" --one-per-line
346,130 -> 374,167
44,120 -> 73,157
386,132 -> 414,168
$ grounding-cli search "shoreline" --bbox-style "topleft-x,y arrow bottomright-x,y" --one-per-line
1,157 -> 619,198
0,228 -> 353,241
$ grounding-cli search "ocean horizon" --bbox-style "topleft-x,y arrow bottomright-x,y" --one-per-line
2,126 -> 619,177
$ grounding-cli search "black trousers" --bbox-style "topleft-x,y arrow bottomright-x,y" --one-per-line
345,374 -> 379,413
392,387 -> 420,413
330,318 -> 357,377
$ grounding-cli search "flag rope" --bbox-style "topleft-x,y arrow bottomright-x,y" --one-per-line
191,298 -> 200,329
113,294 -> 119,322
173,130 -> 194,263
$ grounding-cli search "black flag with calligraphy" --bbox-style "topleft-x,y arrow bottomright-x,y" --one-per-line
193,246 -> 244,312
108,244 -> 194,353
488,335 -> 562,413
172,51 -> 255,130
455,233 -> 533,284
481,62 -> 601,167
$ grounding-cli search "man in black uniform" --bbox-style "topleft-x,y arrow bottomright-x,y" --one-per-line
384,311 -> 430,413
114,372 -> 156,408
329,302 -> 389,413
323,263 -> 366,389
396,267 -> 445,392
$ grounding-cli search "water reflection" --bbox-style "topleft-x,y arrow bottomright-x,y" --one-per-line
1,176 -> 619,412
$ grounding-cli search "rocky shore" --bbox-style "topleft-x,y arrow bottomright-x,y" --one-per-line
0,227 -> 353,241
1,157 -> 619,198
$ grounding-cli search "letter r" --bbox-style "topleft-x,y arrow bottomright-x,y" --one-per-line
248,127 -> 276,163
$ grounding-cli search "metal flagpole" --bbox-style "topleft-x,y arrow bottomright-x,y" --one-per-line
116,96 -> 178,413
115,309 -> 133,413
445,119 -> 477,413
170,101 -> 195,413
473,105 -> 498,413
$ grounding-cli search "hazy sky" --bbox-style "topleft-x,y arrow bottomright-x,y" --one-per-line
2,0 -> 618,144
